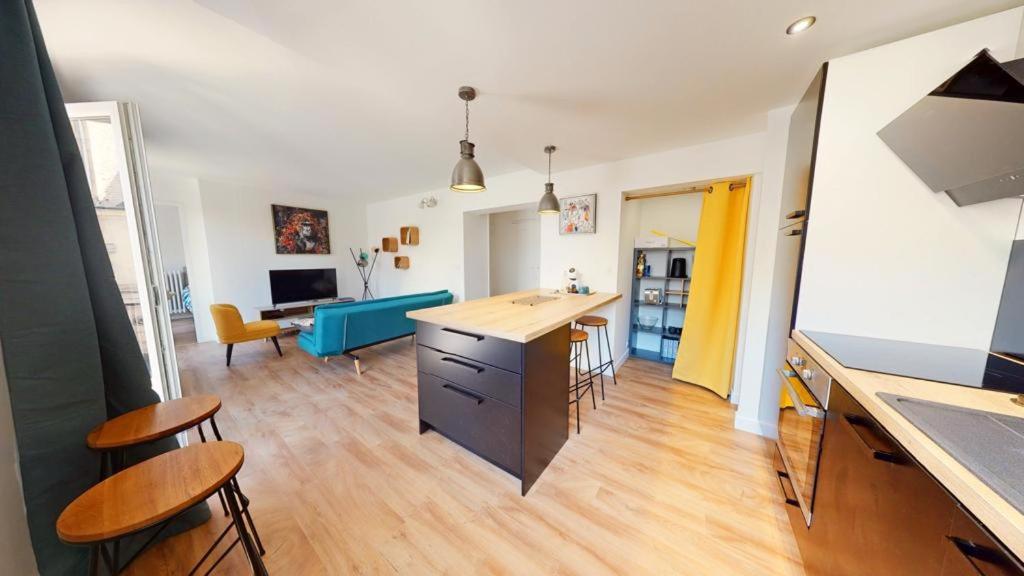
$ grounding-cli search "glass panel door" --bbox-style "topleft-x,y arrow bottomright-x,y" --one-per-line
66,101 -> 180,401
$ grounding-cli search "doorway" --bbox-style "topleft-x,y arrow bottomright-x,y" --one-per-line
489,208 -> 540,296
66,101 -> 180,401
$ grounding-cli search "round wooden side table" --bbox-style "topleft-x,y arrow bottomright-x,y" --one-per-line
85,395 -> 264,556
57,441 -> 267,575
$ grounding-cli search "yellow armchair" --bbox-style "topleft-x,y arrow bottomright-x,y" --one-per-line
210,304 -> 283,366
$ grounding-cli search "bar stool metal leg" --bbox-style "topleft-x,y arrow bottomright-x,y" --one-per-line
602,324 -> 618,387
197,423 -> 229,517
209,417 -> 266,556
224,477 -> 268,576
584,339 -> 597,410
572,341 -> 582,434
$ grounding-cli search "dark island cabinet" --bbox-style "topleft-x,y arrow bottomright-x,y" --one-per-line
415,321 -> 569,496
792,382 -> 1024,576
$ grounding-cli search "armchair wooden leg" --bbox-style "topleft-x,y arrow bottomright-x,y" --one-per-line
226,344 -> 234,367
270,336 -> 282,357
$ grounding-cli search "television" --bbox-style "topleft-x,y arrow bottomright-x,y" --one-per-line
269,268 -> 337,305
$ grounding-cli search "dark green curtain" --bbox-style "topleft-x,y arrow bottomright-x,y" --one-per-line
0,1 -> 208,573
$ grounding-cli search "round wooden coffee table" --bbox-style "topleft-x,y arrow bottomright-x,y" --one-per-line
57,441 -> 266,575
85,395 -> 264,557
86,394 -> 222,453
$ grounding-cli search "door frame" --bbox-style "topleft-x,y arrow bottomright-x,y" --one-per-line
65,101 -> 181,402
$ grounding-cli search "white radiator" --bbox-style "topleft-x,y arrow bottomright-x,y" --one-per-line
165,267 -> 190,315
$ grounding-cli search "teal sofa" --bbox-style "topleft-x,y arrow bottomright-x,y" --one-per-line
297,290 -> 453,374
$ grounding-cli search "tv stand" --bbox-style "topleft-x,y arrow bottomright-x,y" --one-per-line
256,298 -> 354,331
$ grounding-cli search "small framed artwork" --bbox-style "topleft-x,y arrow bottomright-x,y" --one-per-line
559,194 -> 596,235
272,204 -> 331,254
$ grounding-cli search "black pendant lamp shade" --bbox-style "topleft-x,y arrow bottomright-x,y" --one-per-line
537,145 -> 560,214
450,86 -> 486,192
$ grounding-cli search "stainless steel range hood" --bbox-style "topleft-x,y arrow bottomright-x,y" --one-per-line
878,50 -> 1024,207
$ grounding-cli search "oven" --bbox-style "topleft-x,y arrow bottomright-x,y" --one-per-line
776,339 -> 832,526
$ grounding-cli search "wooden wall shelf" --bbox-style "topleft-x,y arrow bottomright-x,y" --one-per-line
394,256 -> 410,269
400,226 -> 420,245
382,237 -> 399,252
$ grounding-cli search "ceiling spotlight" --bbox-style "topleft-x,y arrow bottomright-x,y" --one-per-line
786,16 -> 816,35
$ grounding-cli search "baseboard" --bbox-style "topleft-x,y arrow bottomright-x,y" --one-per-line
734,414 -> 778,439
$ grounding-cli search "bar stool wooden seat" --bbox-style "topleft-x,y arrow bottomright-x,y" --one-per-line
57,441 -> 267,575
569,329 -> 597,434
86,395 -> 263,556
575,314 -> 617,400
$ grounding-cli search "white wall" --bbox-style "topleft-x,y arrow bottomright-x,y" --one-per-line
154,204 -> 187,271
368,129 -> 791,434
0,339 -> 38,575
151,172 -> 217,341
797,8 -> 1024,349
198,180 -> 366,326
489,208 -> 541,296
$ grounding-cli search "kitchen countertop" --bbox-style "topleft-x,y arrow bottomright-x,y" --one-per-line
794,329 -> 1024,560
406,289 -> 621,343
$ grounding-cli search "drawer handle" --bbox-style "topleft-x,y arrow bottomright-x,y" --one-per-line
441,383 -> 484,405
441,327 -> 484,341
785,210 -> 807,220
842,414 -> 900,464
784,228 -> 803,237
948,536 -> 1006,575
775,469 -> 800,509
441,357 -> 484,374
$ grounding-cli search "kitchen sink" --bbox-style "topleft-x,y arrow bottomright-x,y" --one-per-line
877,393 -> 1024,515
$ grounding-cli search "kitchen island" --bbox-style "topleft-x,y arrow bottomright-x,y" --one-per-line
407,289 -> 621,495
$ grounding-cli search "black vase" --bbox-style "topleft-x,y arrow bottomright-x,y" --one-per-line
670,258 -> 687,278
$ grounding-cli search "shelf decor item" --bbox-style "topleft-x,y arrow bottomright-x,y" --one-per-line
272,204 -> 330,254
349,247 -> 379,300
382,237 -> 399,252
400,226 -> 419,245
635,251 -> 646,279
638,315 -> 658,330
394,256 -> 410,269
450,86 -> 486,192
559,194 -> 596,234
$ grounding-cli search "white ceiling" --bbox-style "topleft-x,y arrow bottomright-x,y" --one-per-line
35,0 -> 1024,201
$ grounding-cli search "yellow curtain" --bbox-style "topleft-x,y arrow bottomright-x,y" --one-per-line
671,178 -> 751,398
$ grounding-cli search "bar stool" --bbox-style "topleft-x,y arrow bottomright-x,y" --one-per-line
570,328 -> 597,434
86,395 -> 264,556
57,441 -> 267,576
575,315 -> 617,400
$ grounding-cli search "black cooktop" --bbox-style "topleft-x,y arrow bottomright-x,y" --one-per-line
803,331 -> 1024,394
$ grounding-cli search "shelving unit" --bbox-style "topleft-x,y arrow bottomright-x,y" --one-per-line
629,246 -> 694,364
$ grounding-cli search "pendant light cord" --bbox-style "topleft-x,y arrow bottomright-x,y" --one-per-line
547,149 -> 552,183
464,99 -> 470,141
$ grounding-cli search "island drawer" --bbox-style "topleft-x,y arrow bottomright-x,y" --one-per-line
417,346 -> 521,408
416,322 -> 522,374
418,372 -> 522,475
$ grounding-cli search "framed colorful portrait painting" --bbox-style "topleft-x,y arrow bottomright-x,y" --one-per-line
272,204 -> 331,254
559,194 -> 596,235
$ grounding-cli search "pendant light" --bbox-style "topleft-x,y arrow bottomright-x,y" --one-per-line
537,145 -> 560,214
450,86 -> 486,192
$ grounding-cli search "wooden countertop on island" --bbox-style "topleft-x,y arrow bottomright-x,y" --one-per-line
407,289 -> 622,343
794,329 -> 1024,561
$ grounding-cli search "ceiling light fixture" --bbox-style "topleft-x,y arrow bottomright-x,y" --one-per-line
786,16 -> 816,35
450,86 -> 486,192
537,145 -> 560,214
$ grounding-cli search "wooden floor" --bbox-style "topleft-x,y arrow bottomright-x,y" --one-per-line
128,334 -> 805,575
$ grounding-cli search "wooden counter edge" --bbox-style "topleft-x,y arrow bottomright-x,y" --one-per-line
793,329 -> 1024,562
407,292 -> 622,343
